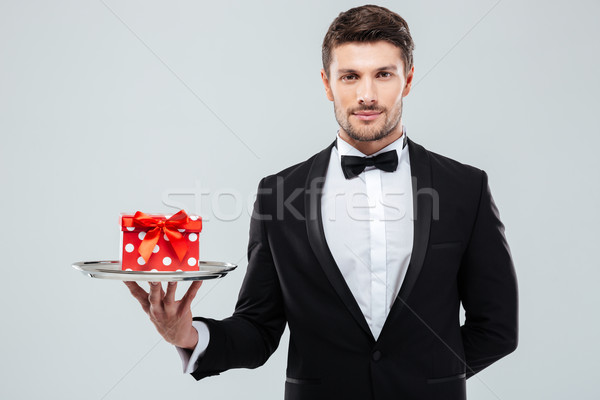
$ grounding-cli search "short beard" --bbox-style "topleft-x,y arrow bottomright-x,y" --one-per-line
334,98 -> 403,142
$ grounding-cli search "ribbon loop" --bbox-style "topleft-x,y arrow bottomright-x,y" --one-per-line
132,210 -> 190,262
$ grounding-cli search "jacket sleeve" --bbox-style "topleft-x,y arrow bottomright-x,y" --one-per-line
458,170 -> 519,379
190,177 -> 287,381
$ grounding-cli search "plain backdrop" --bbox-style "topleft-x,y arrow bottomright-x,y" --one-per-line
1,0 -> 599,399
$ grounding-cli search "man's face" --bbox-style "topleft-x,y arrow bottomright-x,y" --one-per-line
321,41 -> 413,143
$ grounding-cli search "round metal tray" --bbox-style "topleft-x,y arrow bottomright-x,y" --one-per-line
72,260 -> 237,281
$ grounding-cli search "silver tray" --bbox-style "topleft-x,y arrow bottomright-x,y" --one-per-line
72,260 -> 237,281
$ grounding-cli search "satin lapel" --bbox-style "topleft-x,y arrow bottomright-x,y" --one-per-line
304,140 -> 375,342
381,137 -> 433,335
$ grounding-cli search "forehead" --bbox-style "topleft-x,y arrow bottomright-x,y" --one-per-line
330,41 -> 404,73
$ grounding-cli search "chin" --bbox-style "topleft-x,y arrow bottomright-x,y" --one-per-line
349,127 -> 390,142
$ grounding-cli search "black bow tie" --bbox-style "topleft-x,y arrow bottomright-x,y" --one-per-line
340,150 -> 398,179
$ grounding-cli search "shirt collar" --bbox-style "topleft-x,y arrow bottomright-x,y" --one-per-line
335,124 -> 408,163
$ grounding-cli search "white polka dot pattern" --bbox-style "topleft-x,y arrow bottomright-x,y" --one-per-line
125,243 -> 134,253
188,233 -> 198,242
138,231 -> 146,240
163,257 -> 172,266
153,245 -> 160,253
137,257 -> 145,265
187,257 -> 197,267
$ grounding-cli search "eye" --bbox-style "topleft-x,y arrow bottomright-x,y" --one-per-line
378,72 -> 392,78
341,74 -> 357,81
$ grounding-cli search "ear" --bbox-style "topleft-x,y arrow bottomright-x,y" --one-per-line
402,65 -> 414,97
321,68 -> 334,102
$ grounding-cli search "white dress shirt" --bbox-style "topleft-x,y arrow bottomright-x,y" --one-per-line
176,126 -> 414,373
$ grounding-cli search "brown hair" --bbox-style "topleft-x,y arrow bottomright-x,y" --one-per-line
322,4 -> 415,79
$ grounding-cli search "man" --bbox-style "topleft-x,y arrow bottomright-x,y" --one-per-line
125,5 -> 518,399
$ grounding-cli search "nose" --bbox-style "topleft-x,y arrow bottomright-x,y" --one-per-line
357,77 -> 377,105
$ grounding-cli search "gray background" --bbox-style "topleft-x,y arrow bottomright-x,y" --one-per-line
1,0 -> 598,399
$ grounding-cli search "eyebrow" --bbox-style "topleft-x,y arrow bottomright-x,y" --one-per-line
337,65 -> 398,74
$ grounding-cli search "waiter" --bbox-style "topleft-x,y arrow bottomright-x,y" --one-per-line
125,4 -> 518,399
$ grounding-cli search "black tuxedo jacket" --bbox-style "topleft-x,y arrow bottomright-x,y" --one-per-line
190,137 -> 518,400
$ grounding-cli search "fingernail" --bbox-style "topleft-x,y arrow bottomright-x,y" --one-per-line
150,282 -> 158,286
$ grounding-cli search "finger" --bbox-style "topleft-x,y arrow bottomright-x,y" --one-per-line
123,281 -> 150,313
164,282 -> 177,306
180,281 -> 203,309
148,282 -> 165,312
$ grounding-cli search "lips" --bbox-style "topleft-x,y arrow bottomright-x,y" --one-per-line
353,111 -> 382,121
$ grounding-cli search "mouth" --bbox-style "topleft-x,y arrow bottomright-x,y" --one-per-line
353,111 -> 382,121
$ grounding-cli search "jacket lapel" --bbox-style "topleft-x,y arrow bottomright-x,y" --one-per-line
379,137 -> 432,338
304,136 -> 433,342
304,139 -> 375,342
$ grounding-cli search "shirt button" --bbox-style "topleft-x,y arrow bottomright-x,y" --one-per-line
372,350 -> 382,361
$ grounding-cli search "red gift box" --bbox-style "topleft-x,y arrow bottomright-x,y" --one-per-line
119,210 -> 202,271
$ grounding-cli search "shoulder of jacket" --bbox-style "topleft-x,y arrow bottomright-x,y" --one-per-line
259,149 -> 323,188
422,145 -> 483,180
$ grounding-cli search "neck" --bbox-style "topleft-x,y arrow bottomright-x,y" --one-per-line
338,125 -> 404,156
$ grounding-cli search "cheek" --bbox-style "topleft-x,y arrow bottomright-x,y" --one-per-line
332,84 -> 356,102
380,83 -> 405,103
333,92 -> 353,111
387,93 -> 404,106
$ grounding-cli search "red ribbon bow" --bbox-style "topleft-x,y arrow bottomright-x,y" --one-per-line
132,210 -> 190,263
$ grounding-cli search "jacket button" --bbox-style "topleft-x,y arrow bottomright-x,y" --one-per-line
372,350 -> 382,361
